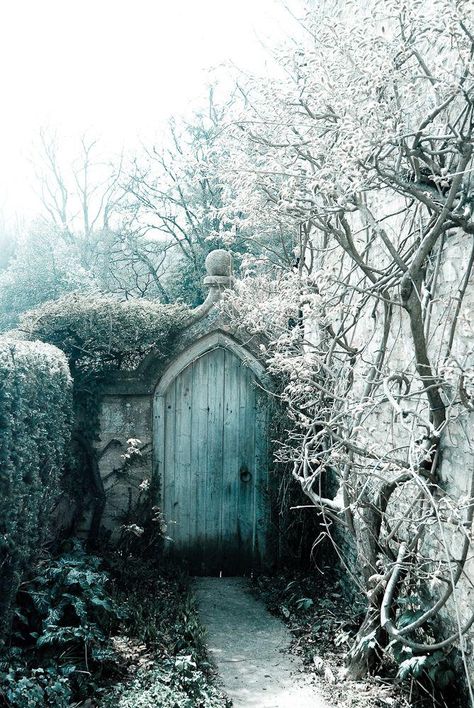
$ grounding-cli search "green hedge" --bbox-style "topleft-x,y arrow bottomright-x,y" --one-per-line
17,293 -> 190,377
0,339 -> 72,642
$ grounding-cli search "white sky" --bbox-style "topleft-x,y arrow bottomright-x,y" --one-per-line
0,0 -> 297,221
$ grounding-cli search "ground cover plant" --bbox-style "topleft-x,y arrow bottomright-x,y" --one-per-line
98,556 -> 228,708
254,567 -> 465,708
0,543 -> 227,707
0,544 -> 123,707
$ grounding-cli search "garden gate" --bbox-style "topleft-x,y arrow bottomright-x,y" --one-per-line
154,332 -> 269,574
94,250 -> 271,574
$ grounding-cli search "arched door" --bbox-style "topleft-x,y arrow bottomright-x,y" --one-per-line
154,343 -> 268,574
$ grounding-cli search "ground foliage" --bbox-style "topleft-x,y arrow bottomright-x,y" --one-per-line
0,544 -> 227,707
254,569 -> 465,708
0,543 -> 124,707
98,557 -> 228,708
0,338 -> 72,644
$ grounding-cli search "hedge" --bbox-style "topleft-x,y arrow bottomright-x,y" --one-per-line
0,339 -> 72,642
17,293 -> 190,377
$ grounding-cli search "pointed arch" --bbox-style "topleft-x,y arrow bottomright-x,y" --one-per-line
152,330 -> 270,572
154,330 -> 269,397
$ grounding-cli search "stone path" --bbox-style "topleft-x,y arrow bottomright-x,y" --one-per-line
194,577 -> 333,708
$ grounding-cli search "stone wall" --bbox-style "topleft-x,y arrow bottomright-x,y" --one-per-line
96,395 -> 153,536
306,210 -> 474,677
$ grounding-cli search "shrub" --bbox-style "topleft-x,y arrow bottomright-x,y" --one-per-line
0,339 -> 72,643
0,543 -> 125,707
17,293 -> 190,377
0,663 -> 73,708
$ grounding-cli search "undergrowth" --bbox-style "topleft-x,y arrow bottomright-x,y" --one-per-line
0,543 -> 227,707
98,555 -> 229,708
253,565 -> 465,708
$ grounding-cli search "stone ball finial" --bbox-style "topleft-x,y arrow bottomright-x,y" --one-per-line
205,249 -> 232,277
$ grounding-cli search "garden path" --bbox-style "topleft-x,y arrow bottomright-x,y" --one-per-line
194,577 -> 333,708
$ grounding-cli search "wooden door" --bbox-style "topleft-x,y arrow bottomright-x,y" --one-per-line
157,346 -> 268,574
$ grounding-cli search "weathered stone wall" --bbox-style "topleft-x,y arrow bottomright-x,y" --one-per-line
96,395 -> 153,536
426,231 -> 474,656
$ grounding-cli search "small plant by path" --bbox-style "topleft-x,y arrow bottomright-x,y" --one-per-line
98,558 -> 229,708
0,545 -> 228,707
253,569 -> 465,708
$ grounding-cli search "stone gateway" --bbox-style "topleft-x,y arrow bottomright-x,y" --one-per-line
89,250 -> 272,575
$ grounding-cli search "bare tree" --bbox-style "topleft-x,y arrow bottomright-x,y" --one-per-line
34,129 -> 126,269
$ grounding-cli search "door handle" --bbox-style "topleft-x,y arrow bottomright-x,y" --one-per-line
240,465 -> 252,483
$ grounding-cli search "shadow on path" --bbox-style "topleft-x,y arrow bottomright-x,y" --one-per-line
195,577 -> 333,708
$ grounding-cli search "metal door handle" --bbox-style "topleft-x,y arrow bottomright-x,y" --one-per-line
240,465 -> 252,482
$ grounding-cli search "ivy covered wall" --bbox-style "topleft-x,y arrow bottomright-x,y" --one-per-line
14,293 -> 191,545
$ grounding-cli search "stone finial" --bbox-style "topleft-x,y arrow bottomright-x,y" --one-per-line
203,249 -> 233,289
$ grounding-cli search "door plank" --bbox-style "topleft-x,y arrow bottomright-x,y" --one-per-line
173,361 -> 193,549
255,387 -> 269,562
163,379 -> 176,549
221,349 -> 241,570
191,353 -> 209,570
237,363 -> 255,567
205,348 -> 225,567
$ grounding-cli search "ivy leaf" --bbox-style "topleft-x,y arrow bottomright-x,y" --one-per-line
397,609 -> 425,629
295,597 -> 314,611
397,655 -> 428,680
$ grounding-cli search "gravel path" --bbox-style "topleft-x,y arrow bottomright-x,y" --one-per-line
194,577 -> 333,708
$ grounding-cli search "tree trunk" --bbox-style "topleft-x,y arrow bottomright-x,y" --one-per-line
345,582 -> 387,680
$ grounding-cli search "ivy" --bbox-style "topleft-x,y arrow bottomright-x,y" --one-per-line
17,292 -> 190,377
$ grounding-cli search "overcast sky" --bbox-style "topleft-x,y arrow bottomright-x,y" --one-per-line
0,0 -> 298,221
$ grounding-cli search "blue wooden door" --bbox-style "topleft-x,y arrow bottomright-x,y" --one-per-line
160,347 -> 268,574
